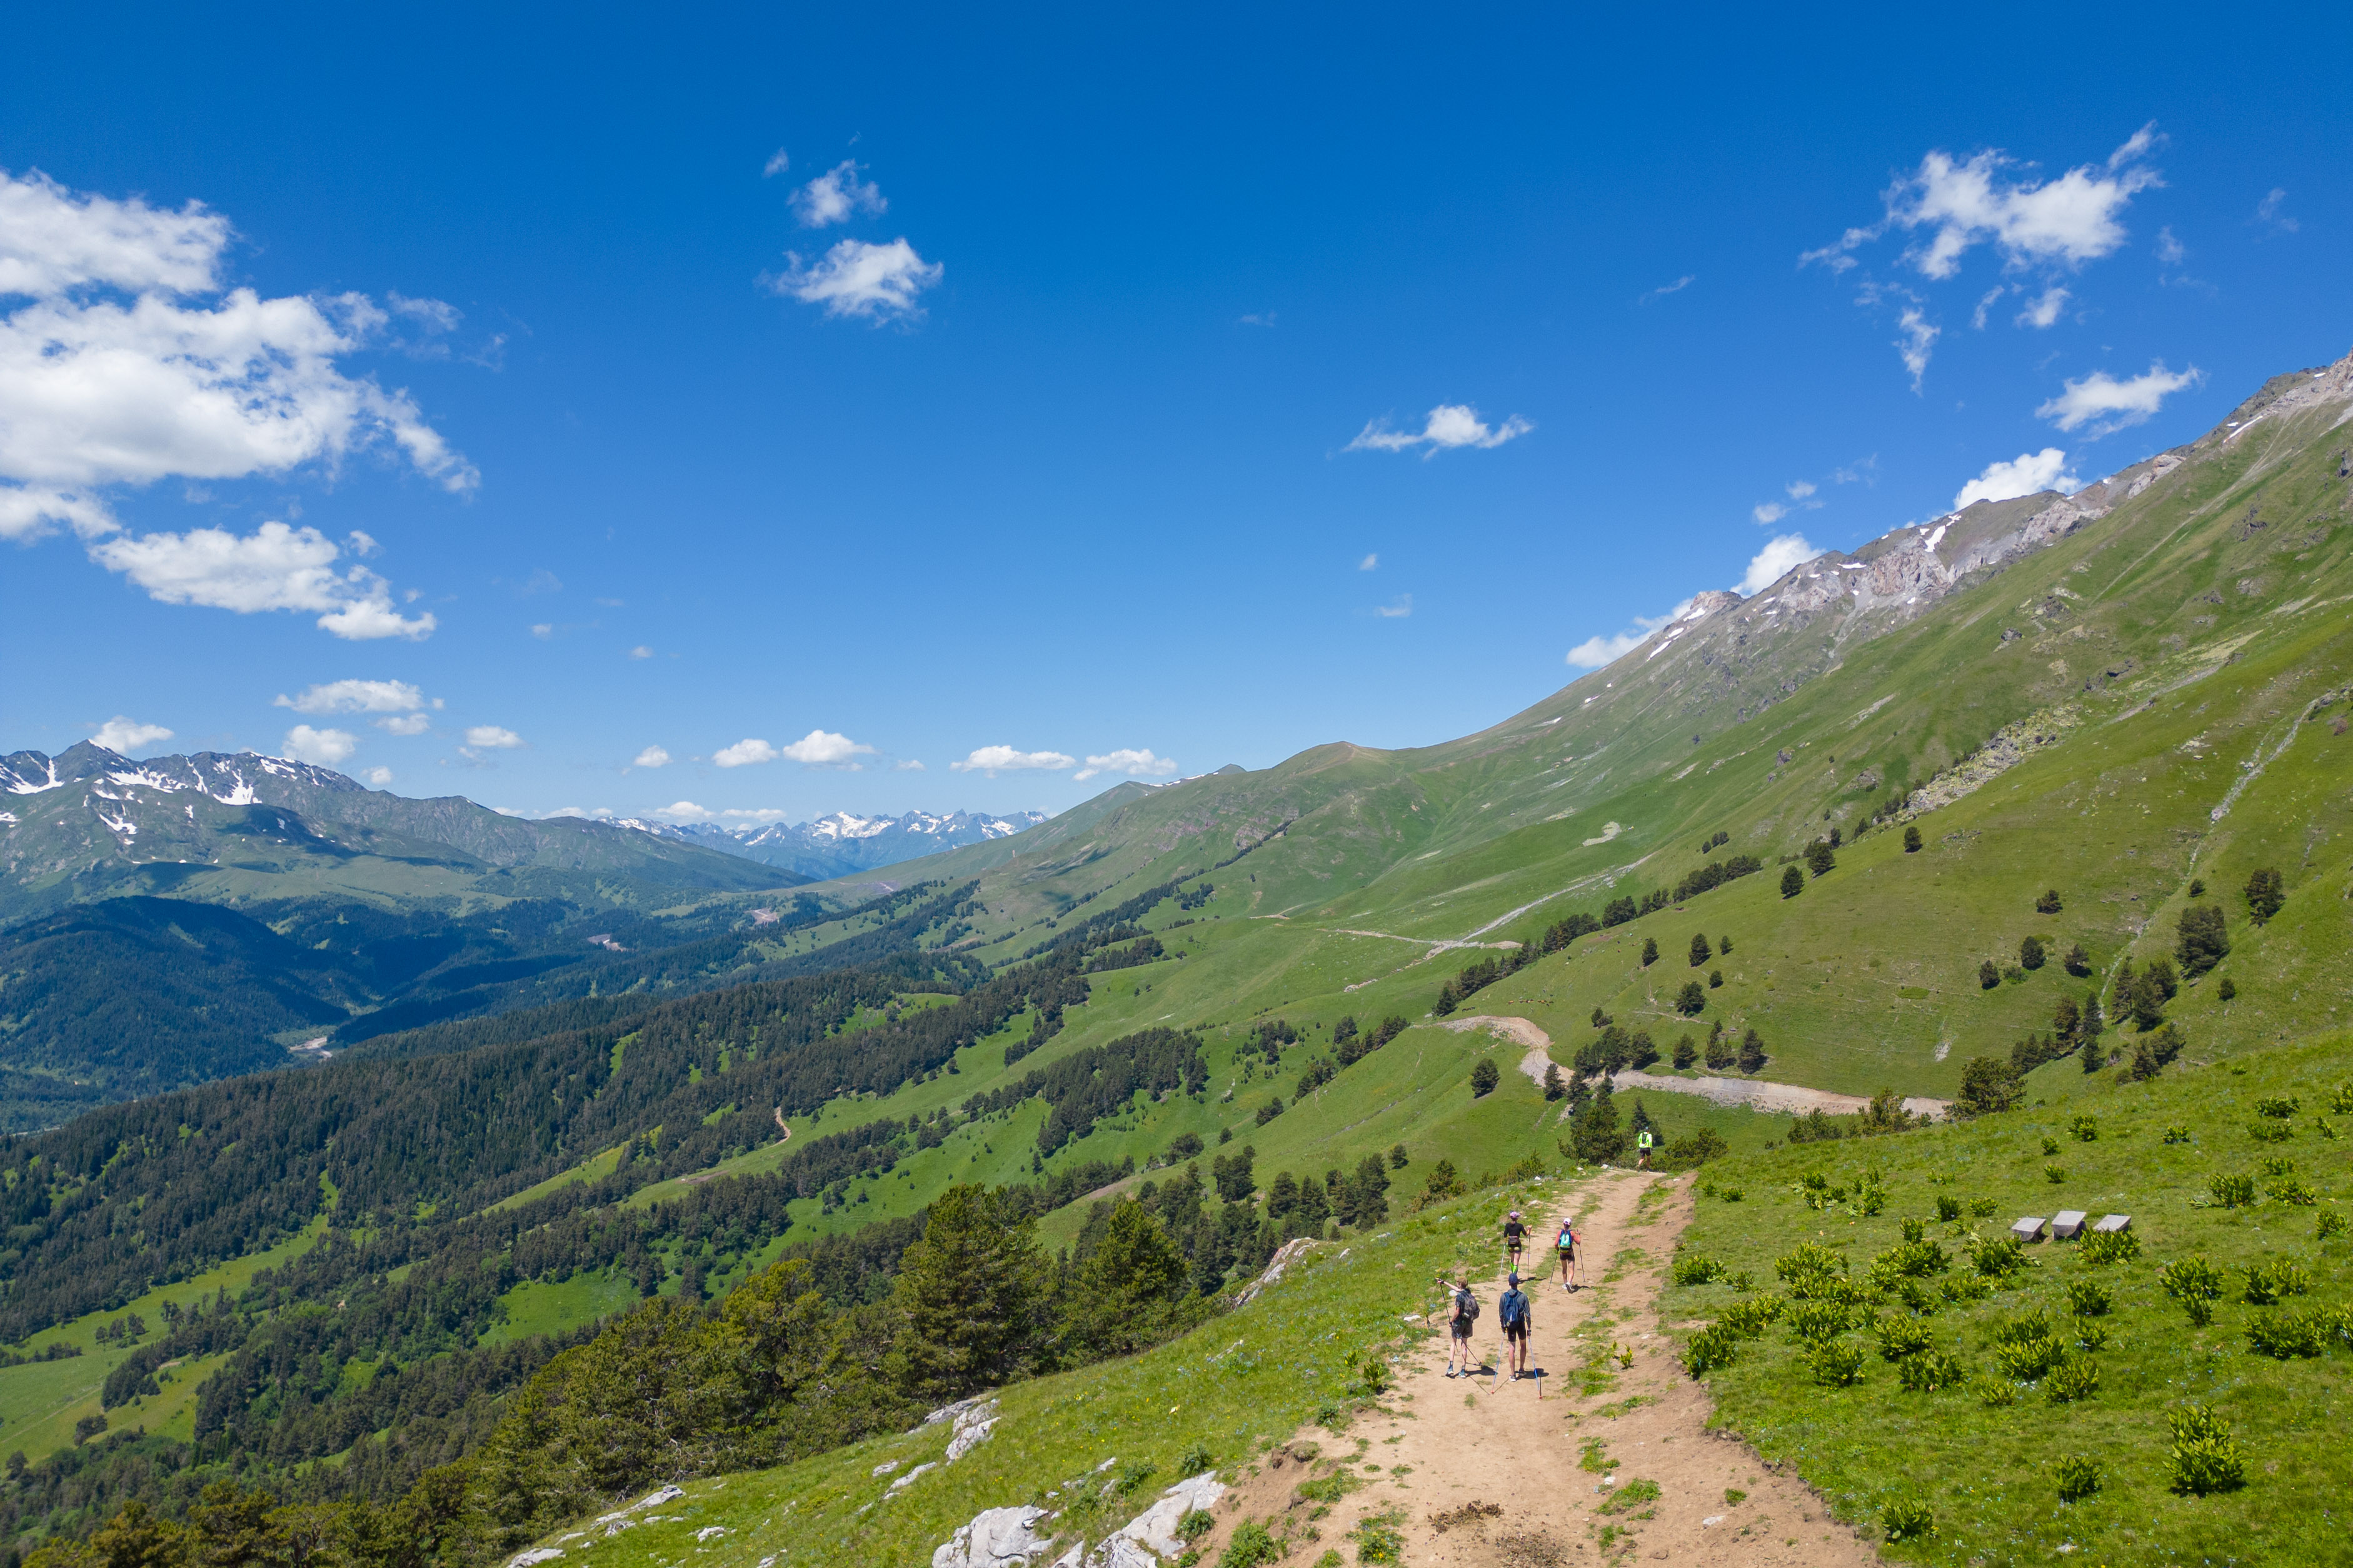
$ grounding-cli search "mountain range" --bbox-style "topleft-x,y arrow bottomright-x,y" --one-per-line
621,808 -> 1049,881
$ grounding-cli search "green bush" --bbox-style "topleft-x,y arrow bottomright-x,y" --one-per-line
2209,1172 -> 2256,1207
1786,1301 -> 1855,1344
2160,1256 -> 2225,1311
1874,1316 -> 1934,1361
2249,1121 -> 2292,1144
2072,1319 -> 2109,1353
1934,1196 -> 1962,1222
2064,1279 -> 2111,1317
2167,1404 -> 2246,1495
2054,1455 -> 2101,1502
2318,1212 -> 2348,1242
1774,1242 -> 1847,1286
1975,1377 -> 2017,1407
1217,1520 -> 1283,1568
1595,1478 -> 1661,1516
2269,1174 -> 2319,1206
1682,1324 -> 1742,1376
1809,1339 -> 1866,1387
1671,1254 -> 1727,1287
2254,1094 -> 2299,1119
1874,1238 -> 1950,1279
2044,1164 -> 2066,1184
1969,1197 -> 1999,1218
1177,1440 -> 1215,1474
1992,1324 -> 2064,1382
1970,1234 -> 2029,1279
2245,1309 -> 2331,1360
2162,1124 -> 2192,1144
1717,1294 -> 1785,1339
2079,1228 -> 2140,1266
2241,1259 -> 2310,1305
1897,1349 -> 1967,1392
1880,1499 -> 1934,1542
2044,1354 -> 2100,1403
1939,1274 -> 1994,1306
1178,1509 -> 1218,1543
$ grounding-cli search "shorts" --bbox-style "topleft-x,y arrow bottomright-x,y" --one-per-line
1504,1324 -> 1530,1343
1450,1323 -> 1473,1341
1558,1247 -> 1575,1262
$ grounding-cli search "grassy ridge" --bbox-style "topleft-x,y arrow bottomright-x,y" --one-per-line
1669,1028 -> 2353,1565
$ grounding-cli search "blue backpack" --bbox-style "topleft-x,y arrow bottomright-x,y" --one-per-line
1499,1288 -> 1529,1329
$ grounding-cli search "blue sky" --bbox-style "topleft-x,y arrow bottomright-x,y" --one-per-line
3,4 -> 2347,826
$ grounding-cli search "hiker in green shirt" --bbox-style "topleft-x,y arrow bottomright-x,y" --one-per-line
1635,1127 -> 1655,1170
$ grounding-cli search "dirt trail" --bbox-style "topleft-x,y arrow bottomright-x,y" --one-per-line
1195,1172 -> 1877,1567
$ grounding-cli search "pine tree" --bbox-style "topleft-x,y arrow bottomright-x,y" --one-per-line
2080,1031 -> 2104,1074
1805,839 -> 1837,876
1737,1028 -> 1767,1074
2244,867 -> 2285,924
1064,1201 -> 1192,1357
1903,824 -> 1923,852
1689,932 -> 1712,967
1469,1059 -> 1501,1097
2217,976 -> 2237,1001
1640,937 -> 1660,966
1570,1084 -> 1625,1163
1675,980 -> 1705,1015
1542,1064 -> 1565,1101
2175,904 -> 2229,976
1718,934 -> 1733,955
2035,888 -> 2063,914
1979,959 -> 2000,989
2129,972 -> 2167,1032
2050,995 -> 2080,1042
1780,865 -> 1804,899
1708,968 -> 1723,988
2019,935 -> 2045,971
1389,1143 -> 1410,1169
1672,1034 -> 1697,1069
1629,1098 -> 1655,1139
2080,989 -> 2104,1040
2062,942 -> 2091,977
887,1184 -> 1054,1401
1703,1019 -> 1733,1071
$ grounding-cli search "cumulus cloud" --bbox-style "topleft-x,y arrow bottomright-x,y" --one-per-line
894,759 -> 926,771
628,645 -> 653,659
2036,362 -> 2204,436
1358,553 -> 1378,571
1752,501 -> 1789,525
274,678 -> 426,714
1804,126 -> 2161,279
2015,286 -> 2070,328
0,170 -> 476,558
763,149 -> 791,178
781,729 -> 875,765
1787,480 -> 1817,500
374,714 -> 431,736
632,745 -> 671,769
713,737 -> 778,767
1347,404 -> 1532,457
462,725 -> 524,750
1565,599 -> 1700,669
1953,448 -> 2080,509
950,745 -> 1076,775
360,766 -> 393,787
282,724 -> 358,765
89,716 -> 173,752
1737,533 -> 1827,594
1073,748 -> 1177,782
88,522 -> 436,639
767,238 -> 942,322
650,800 -> 719,824
791,161 -> 886,227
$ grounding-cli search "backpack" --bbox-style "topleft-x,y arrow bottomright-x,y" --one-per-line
1500,1289 -> 1528,1329
1455,1287 -> 1479,1323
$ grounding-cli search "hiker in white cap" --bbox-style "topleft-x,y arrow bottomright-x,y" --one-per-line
1501,1209 -> 1527,1274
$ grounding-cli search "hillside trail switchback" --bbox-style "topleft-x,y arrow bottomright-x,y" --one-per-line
1196,1171 -> 1878,1567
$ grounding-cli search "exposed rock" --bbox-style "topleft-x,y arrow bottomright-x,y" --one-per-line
932,1505 -> 1058,1568
890,1462 -> 938,1493
947,1399 -> 1001,1462
1232,1237 -> 1317,1307
508,1552 -> 564,1567
1101,1472 -> 1227,1561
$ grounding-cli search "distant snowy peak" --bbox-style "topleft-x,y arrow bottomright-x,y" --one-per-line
616,807 -> 1046,877
1,742 -> 363,804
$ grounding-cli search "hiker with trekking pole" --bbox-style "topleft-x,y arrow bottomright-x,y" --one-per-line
1502,1208 -> 1527,1274
1555,1214 -> 1579,1292
1438,1272 -> 1480,1377
1498,1272 -> 1533,1381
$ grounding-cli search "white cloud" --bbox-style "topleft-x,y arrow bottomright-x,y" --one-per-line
2035,362 -> 2203,436
1358,553 -> 1378,571
2155,226 -> 2186,266
282,724 -> 358,765
89,716 -> 173,752
1737,533 -> 1826,594
950,745 -> 1076,775
1953,448 -> 2080,509
1893,307 -> 1939,391
530,623 -> 554,639
1807,126 -> 2162,281
1970,285 -> 2005,329
2255,188 -> 2297,234
1238,312 -> 1277,327
780,729 -> 876,765
633,745 -> 671,769
713,737 -> 778,767
628,645 -> 653,659
894,759 -> 926,771
1347,404 -> 1532,457
374,713 -> 431,736
2015,286 -> 2070,329
88,521 -> 436,639
1638,275 -> 1694,304
1373,594 -> 1412,618
274,678 -> 425,714
1752,501 -> 1789,524
0,171 -> 476,552
768,238 -> 942,322
1786,480 -> 1817,500
763,149 -> 791,177
791,161 -> 886,227
1074,748 -> 1178,782
360,766 -> 393,787
1565,629 -> 1649,669
463,725 -> 524,749
650,800 -> 719,824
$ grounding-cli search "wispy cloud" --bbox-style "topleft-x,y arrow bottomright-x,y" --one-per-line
2036,362 -> 2203,435
950,746 -> 1076,775
791,161 -> 886,228
1074,748 -> 1177,782
1893,307 -> 1939,391
89,716 -> 173,752
1347,404 -> 1532,457
1638,275 -> 1694,304
274,679 -> 429,715
2014,286 -> 2070,329
1373,594 -> 1412,618
1358,553 -> 1378,571
1953,448 -> 2079,509
374,713 -> 431,736
1238,312 -> 1277,327
2254,188 -> 2298,235
762,149 -> 791,178
767,238 -> 943,322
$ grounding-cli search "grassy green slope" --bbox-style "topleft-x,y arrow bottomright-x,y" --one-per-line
1669,1027 -> 2353,1566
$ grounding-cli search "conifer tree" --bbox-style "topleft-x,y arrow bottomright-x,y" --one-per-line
2035,889 -> 2063,914
2129,971 -> 2167,1032
1689,932 -> 1712,967
1569,1084 -> 1625,1163
1641,937 -> 1659,966
1805,839 -> 1837,876
1673,1034 -> 1697,1069
1903,824 -> 1922,852
1470,1059 -> 1500,1097
1675,980 -> 1705,1015
2217,976 -> 2237,1002
1718,934 -> 1733,955
1979,959 -> 2000,989
1064,1201 -> 1191,1357
1780,865 -> 1804,898
2062,942 -> 2091,977
1542,1063 -> 1565,1101
2019,935 -> 2045,971
2244,867 -> 2285,924
888,1184 -> 1054,1401
2050,995 -> 2080,1042
1629,1098 -> 1655,1139
1737,1028 -> 1767,1074
2175,904 -> 2229,976
1708,968 -> 1723,988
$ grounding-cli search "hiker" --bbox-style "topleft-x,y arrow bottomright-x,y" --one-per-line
1635,1126 -> 1655,1171
1498,1272 -> 1533,1379
1437,1272 -> 1480,1376
1555,1216 -> 1578,1291
1501,1209 -> 1527,1272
